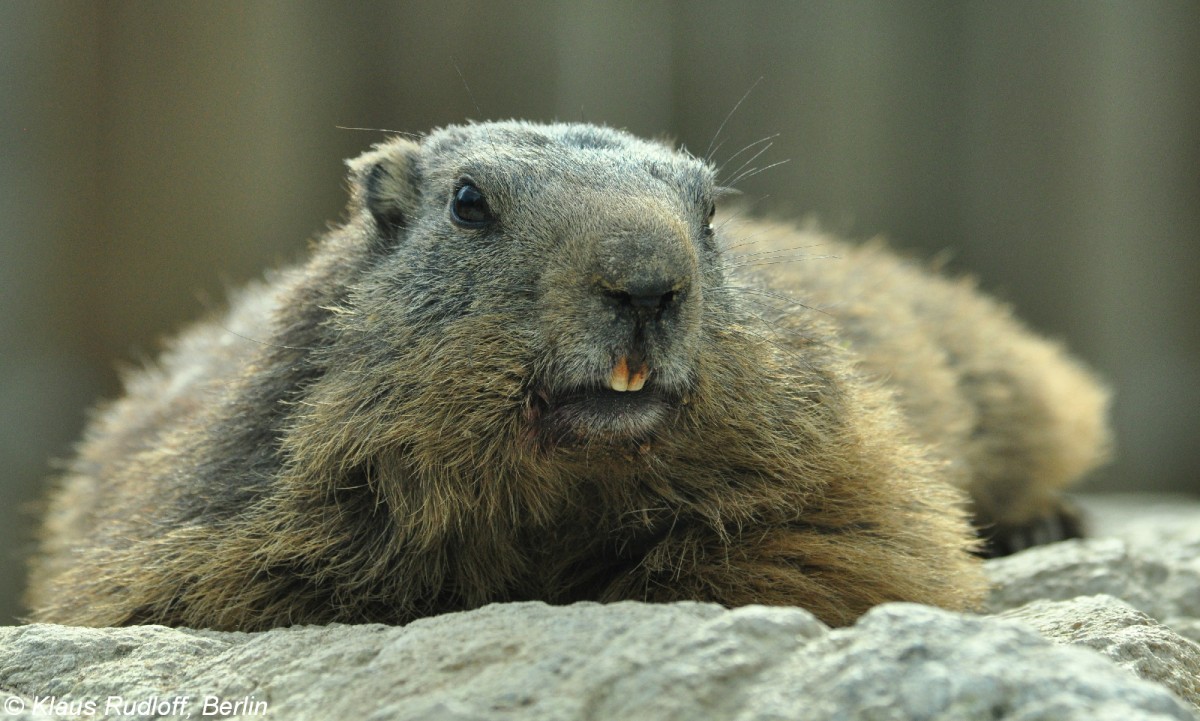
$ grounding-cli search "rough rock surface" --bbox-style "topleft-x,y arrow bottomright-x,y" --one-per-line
988,496 -> 1200,643
1001,595 -> 1200,710
2,495 -> 1198,721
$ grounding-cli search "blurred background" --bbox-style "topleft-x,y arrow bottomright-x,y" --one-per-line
2,0 -> 1197,624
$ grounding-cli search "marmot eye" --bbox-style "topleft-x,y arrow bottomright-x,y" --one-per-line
450,181 -> 494,228
704,201 -> 717,234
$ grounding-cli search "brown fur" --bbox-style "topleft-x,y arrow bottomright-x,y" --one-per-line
26,121 -> 1109,630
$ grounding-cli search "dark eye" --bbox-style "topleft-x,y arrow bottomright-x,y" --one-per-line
704,201 -> 717,233
450,180 -> 494,228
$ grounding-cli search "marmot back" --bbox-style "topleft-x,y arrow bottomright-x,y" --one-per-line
27,121 -> 1110,630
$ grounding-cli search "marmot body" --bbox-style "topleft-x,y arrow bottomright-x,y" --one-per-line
27,122 -> 1110,630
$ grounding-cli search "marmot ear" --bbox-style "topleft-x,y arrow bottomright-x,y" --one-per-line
346,137 -> 422,240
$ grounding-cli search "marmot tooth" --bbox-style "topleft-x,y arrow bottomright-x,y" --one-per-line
628,364 -> 649,392
610,356 -> 630,392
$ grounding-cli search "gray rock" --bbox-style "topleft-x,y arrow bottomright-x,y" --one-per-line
985,537 -> 1173,615
742,603 -> 1195,721
987,498 -> 1200,640
1,601 -> 1196,721
1002,594 -> 1200,711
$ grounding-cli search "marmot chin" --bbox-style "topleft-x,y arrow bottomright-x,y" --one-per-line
27,121 -> 1111,630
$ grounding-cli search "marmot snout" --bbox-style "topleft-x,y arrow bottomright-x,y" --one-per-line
26,121 -> 1110,630
537,203 -> 702,444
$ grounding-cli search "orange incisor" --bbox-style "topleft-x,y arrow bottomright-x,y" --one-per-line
609,355 -> 649,392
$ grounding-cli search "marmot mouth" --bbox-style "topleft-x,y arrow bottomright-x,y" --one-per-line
527,382 -> 678,444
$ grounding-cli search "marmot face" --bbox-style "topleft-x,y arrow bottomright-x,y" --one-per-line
351,123 -> 723,452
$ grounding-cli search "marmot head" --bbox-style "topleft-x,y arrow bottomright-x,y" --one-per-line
310,121 -> 736,471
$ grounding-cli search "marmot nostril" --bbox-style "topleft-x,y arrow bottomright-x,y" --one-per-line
601,278 -> 682,312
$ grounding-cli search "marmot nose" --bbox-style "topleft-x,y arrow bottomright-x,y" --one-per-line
591,224 -> 694,320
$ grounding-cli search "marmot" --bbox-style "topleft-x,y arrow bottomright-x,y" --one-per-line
26,121 -> 1110,630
